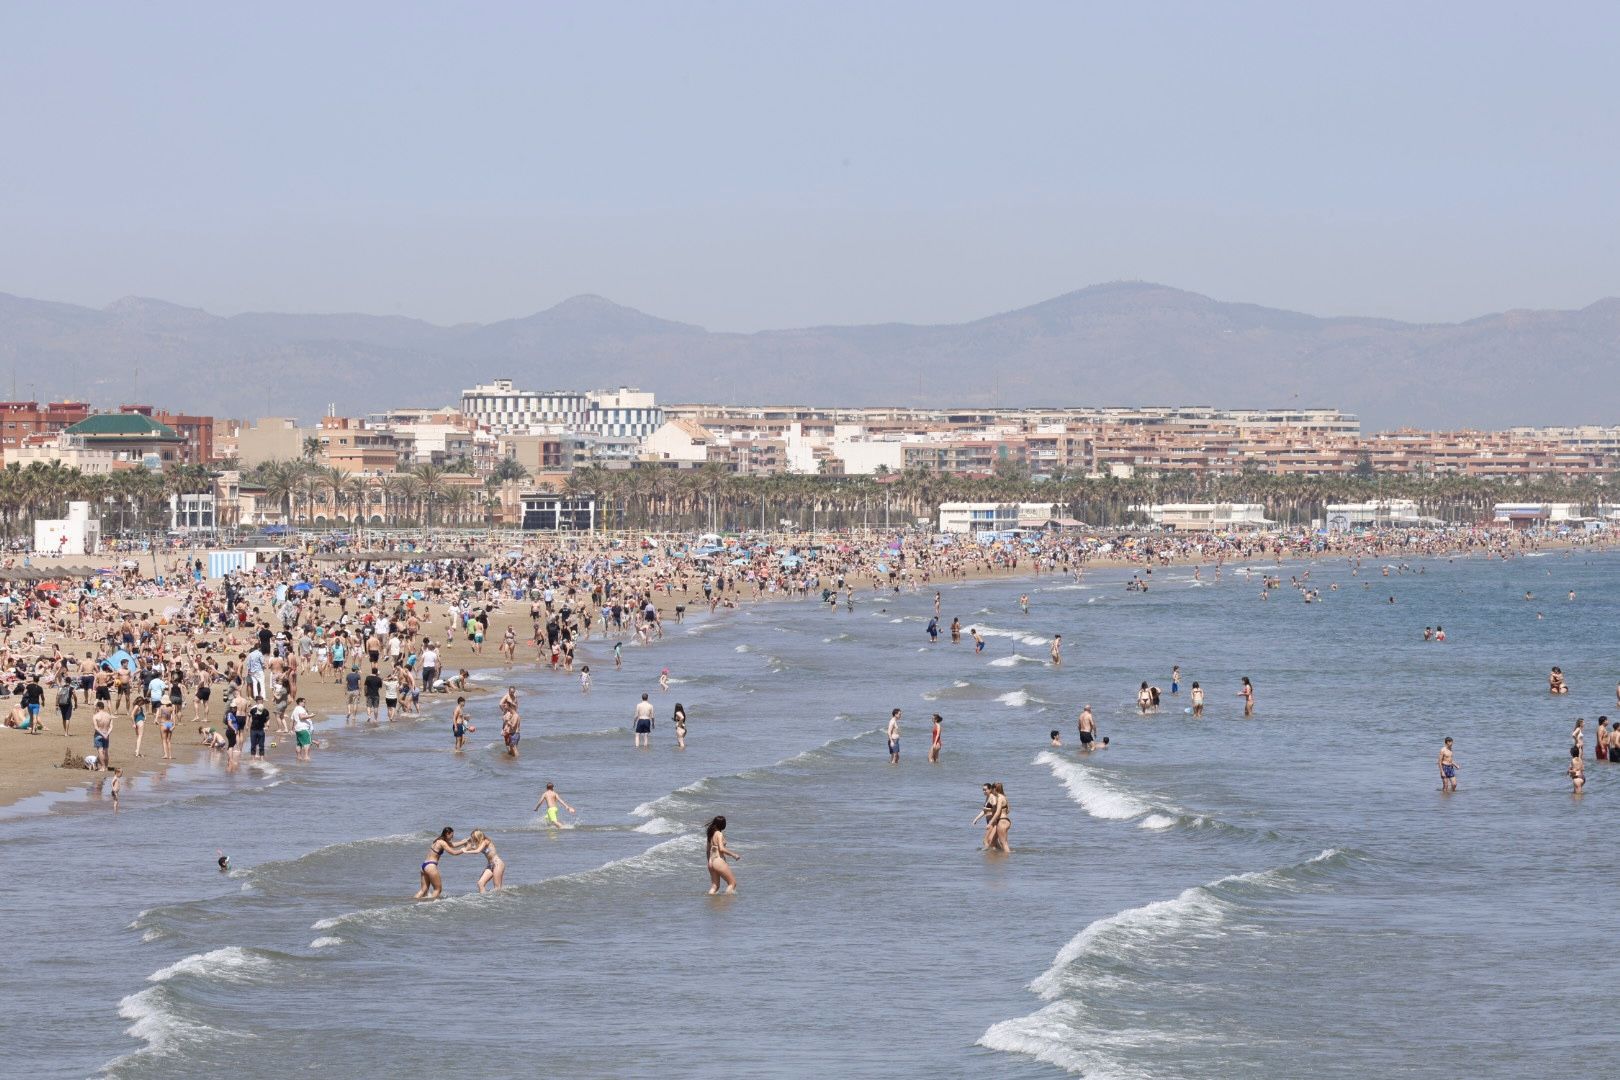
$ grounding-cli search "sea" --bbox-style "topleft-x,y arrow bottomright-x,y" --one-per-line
2,550 -> 1615,1078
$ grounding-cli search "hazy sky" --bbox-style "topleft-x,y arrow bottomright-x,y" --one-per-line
2,2 -> 1616,330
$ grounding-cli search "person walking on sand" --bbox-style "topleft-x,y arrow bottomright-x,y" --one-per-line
1438,737 -> 1459,792
533,782 -> 576,828
633,693 -> 655,748
705,815 -> 739,895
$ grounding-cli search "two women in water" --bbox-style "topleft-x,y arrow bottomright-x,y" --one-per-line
414,825 -> 506,897
972,783 -> 1012,853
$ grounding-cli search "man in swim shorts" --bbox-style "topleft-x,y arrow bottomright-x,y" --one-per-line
887,708 -> 901,764
1078,705 -> 1095,751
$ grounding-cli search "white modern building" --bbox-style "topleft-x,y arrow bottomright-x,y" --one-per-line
1492,503 -> 1584,528
937,502 -> 1016,535
1322,500 -> 1423,531
519,492 -> 601,531
169,493 -> 218,530
1138,503 -> 1272,529
460,381 -> 663,440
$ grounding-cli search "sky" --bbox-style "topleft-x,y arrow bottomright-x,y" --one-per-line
1,1 -> 1616,330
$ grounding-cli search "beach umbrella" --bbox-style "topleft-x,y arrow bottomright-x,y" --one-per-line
102,649 -> 136,670
320,578 -> 342,595
289,582 -> 312,594
36,581 -> 61,591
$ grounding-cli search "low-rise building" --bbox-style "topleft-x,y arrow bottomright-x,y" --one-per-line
1140,503 -> 1272,529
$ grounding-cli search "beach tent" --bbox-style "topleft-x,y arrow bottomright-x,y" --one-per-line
102,649 -> 136,670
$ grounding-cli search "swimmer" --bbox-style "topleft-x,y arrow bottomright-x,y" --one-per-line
1049,729 -> 1062,747
414,827 -> 467,899
533,782 -> 576,828
466,829 -> 506,892
705,815 -> 739,894
217,852 -> 230,872
1190,682 -> 1204,717
929,713 -> 942,763
1078,704 -> 1096,750
1237,676 -> 1255,717
1438,737 -> 1459,792
1569,746 -> 1585,794
633,693 -> 655,748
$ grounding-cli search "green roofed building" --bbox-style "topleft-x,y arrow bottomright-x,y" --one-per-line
63,412 -> 187,468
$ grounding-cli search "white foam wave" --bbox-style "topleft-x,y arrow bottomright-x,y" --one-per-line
149,946 -> 270,985
989,653 -> 1043,667
1034,752 -> 1151,821
734,643 -> 752,652
1137,813 -> 1178,830
310,936 -> 343,949
998,690 -> 1031,707
975,624 -> 1051,647
112,986 -> 242,1068
633,816 -> 684,835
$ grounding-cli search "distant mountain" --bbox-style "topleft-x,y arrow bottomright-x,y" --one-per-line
0,283 -> 1615,429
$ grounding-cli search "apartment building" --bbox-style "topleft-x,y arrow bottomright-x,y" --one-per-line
317,416 -> 402,475
0,400 -> 92,456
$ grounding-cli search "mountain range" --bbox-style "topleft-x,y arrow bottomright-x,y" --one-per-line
0,282 -> 1615,430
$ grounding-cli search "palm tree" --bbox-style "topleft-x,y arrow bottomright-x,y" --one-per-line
408,465 -> 449,526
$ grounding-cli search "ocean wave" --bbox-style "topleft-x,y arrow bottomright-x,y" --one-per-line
998,690 -> 1032,707
633,816 -> 685,835
149,945 -> 272,985
107,985 -> 247,1073
309,936 -> 343,949
1034,752 -> 1153,821
989,653 -> 1044,667
734,643 -> 752,652
632,730 -> 883,821
982,849 -> 1356,1075
974,624 -> 1052,648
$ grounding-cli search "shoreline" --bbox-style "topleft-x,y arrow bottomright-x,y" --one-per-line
1,536 -> 1599,810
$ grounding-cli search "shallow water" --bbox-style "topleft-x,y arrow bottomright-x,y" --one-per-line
3,552 -> 1615,1077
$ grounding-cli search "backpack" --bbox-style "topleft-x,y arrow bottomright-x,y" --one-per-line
57,683 -> 73,707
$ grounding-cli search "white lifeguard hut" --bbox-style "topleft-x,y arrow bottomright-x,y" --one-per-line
34,501 -> 101,556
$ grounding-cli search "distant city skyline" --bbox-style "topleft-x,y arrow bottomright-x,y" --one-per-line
2,2 -> 1617,331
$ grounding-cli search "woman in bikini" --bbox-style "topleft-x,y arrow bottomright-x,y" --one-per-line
991,782 -> 1012,853
705,815 -> 739,895
972,784 -> 997,849
414,826 -> 468,900
466,829 -> 506,893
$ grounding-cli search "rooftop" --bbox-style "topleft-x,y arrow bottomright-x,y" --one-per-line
65,413 -> 182,439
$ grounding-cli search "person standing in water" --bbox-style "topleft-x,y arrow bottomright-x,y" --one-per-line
1571,718 -> 1585,758
466,830 -> 506,892
1569,746 -> 1585,794
633,693 -> 655,748
989,782 -> 1011,853
451,697 -> 473,751
1171,666 -> 1181,695
414,827 -> 468,899
673,702 -> 688,749
1237,677 -> 1255,717
1438,738 -> 1459,792
929,713 -> 942,763
705,815 -> 739,895
533,782 -> 576,828
887,708 -> 901,764
1050,635 -> 1062,666
972,784 -> 997,848
109,767 -> 122,814
1078,705 -> 1096,751
1190,682 -> 1204,717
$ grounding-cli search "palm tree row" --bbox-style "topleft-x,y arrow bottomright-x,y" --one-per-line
243,458 -> 529,528
557,464 -> 1620,532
